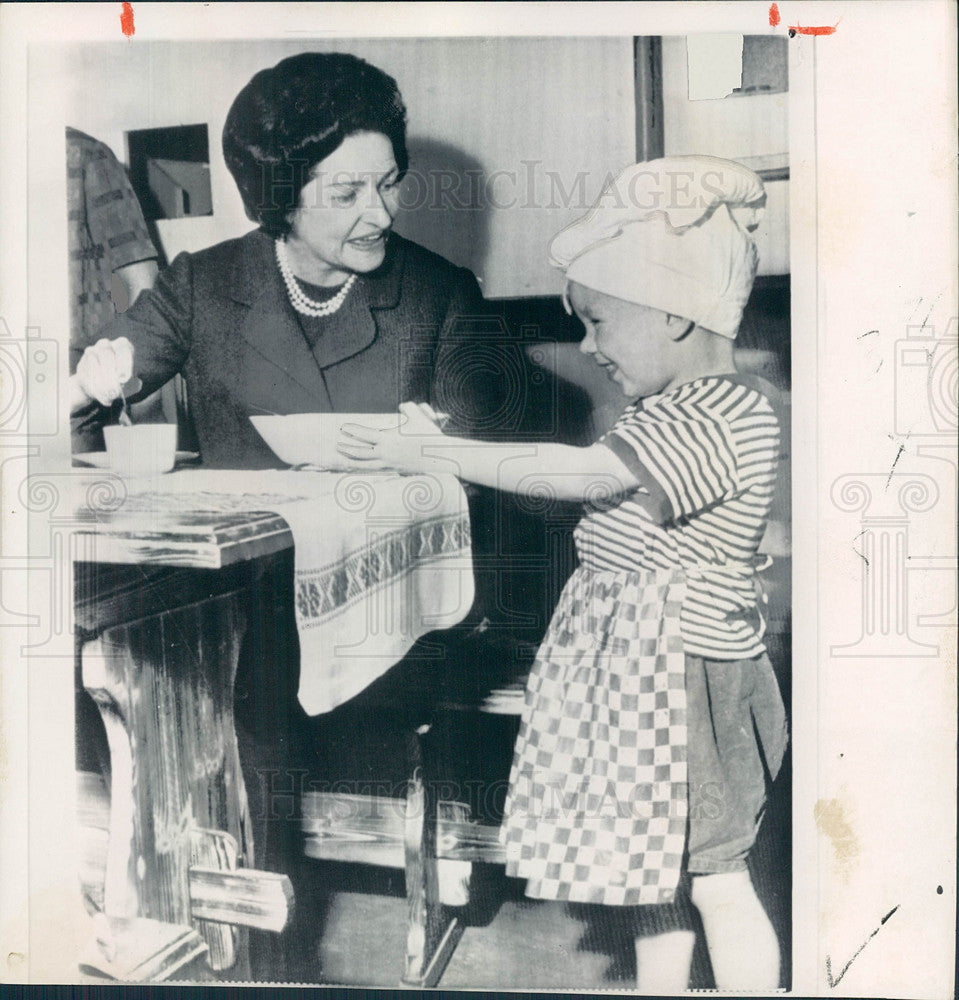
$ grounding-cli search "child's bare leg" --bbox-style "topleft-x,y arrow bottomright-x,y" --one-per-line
634,929 -> 695,992
690,870 -> 780,989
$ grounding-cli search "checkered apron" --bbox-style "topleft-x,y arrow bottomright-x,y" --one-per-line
501,564 -> 689,905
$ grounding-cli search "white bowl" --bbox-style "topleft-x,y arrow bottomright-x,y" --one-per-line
250,412 -> 400,469
103,424 -> 178,475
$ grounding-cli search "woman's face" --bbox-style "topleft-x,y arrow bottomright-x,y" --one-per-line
285,131 -> 401,286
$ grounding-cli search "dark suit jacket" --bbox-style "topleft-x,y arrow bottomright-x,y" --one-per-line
97,228 -> 500,468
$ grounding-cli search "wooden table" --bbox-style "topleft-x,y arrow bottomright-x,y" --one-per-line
72,471 -> 476,984
74,509 -> 296,978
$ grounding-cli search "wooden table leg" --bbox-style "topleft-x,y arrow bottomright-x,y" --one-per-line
81,589 -> 252,975
402,725 -> 468,988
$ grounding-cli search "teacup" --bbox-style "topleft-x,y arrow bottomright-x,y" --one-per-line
103,424 -> 178,475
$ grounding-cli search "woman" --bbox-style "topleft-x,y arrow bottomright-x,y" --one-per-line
71,51 -> 498,463
69,52 -> 501,979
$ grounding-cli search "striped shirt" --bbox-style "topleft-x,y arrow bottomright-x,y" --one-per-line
576,375 -> 781,659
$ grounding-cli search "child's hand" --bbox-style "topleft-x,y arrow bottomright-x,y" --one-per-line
337,402 -> 448,473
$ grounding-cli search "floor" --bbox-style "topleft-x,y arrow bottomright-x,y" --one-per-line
251,749 -> 789,991
245,713 -> 791,990
91,627 -> 792,989
263,633 -> 793,990
314,866 -> 644,989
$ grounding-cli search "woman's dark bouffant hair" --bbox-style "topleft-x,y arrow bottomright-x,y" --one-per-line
222,52 -> 408,238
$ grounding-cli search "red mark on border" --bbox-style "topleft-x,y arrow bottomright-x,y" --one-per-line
769,3 -> 781,27
788,21 -> 839,36
120,2 -> 135,38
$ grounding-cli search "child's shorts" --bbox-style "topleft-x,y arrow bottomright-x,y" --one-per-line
684,652 -> 788,874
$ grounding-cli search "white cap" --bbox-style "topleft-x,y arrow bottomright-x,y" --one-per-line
549,155 -> 766,339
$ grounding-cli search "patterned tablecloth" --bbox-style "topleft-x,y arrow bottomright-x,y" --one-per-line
79,469 -> 475,715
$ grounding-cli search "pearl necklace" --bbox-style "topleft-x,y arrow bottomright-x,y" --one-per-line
275,240 -> 357,318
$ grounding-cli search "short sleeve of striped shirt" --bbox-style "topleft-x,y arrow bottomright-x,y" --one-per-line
81,137 -> 156,271
600,380 -> 750,523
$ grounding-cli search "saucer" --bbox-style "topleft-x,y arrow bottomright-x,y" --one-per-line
73,451 -> 200,470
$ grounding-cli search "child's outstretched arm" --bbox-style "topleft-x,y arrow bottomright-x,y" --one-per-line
338,402 -> 643,504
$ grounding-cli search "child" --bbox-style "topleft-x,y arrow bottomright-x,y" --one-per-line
338,155 -> 788,991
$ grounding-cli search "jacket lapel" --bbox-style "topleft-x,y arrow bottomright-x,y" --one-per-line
307,235 -> 405,369
227,230 -> 329,407
228,229 -> 406,403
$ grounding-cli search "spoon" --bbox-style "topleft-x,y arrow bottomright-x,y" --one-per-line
117,375 -> 142,426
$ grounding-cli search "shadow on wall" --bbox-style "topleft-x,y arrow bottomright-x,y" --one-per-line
393,138 -> 491,285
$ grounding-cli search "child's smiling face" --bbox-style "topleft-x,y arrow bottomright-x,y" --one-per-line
570,281 -> 683,399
